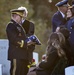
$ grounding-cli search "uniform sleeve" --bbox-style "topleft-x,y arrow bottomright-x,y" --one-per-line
52,15 -> 64,32
28,22 -> 35,36
6,23 -> 27,48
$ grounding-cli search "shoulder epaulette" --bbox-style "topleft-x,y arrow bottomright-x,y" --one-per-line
7,21 -> 13,25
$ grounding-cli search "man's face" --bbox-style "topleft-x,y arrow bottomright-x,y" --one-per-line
59,6 -> 68,14
61,6 -> 68,13
16,15 -> 22,24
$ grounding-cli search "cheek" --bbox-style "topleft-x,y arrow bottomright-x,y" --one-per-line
20,17 -> 22,21
16,16 -> 22,23
63,7 -> 68,11
18,16 -> 22,21
65,7 -> 68,11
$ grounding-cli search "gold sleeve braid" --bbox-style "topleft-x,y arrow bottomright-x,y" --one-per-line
17,40 -> 24,48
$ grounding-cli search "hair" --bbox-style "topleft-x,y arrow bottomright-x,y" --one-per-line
72,7 -> 74,16
46,32 -> 67,59
57,26 -> 70,39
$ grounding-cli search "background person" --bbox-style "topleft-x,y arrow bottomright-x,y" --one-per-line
66,0 -> 74,65
18,6 -> 36,64
66,6 -> 72,20
56,26 -> 73,66
52,0 -> 69,32
27,28 -> 70,75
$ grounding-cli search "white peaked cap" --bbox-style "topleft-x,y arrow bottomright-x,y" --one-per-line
18,6 -> 28,16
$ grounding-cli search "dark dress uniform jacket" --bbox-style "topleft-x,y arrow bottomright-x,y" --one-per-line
52,11 -> 67,32
22,20 -> 35,62
6,19 -> 28,60
22,20 -> 34,36
66,17 -> 74,55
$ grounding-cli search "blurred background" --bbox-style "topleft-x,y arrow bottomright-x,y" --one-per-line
0,0 -> 72,60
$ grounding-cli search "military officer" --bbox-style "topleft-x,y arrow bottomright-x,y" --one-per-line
6,8 -> 35,75
66,1 -> 74,65
52,0 -> 69,32
17,6 -> 36,64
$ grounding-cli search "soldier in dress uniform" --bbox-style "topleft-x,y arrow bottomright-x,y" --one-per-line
17,6 -> 36,64
52,0 -> 69,32
6,8 -> 36,75
66,0 -> 74,65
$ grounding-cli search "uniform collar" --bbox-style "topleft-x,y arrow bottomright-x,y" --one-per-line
59,11 -> 65,18
11,19 -> 21,26
22,19 -> 25,23
11,19 -> 17,24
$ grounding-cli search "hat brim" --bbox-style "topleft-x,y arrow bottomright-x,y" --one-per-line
68,6 -> 72,8
10,9 -> 24,12
55,0 -> 68,7
10,8 -> 24,17
63,5 -> 69,7
11,11 -> 24,17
